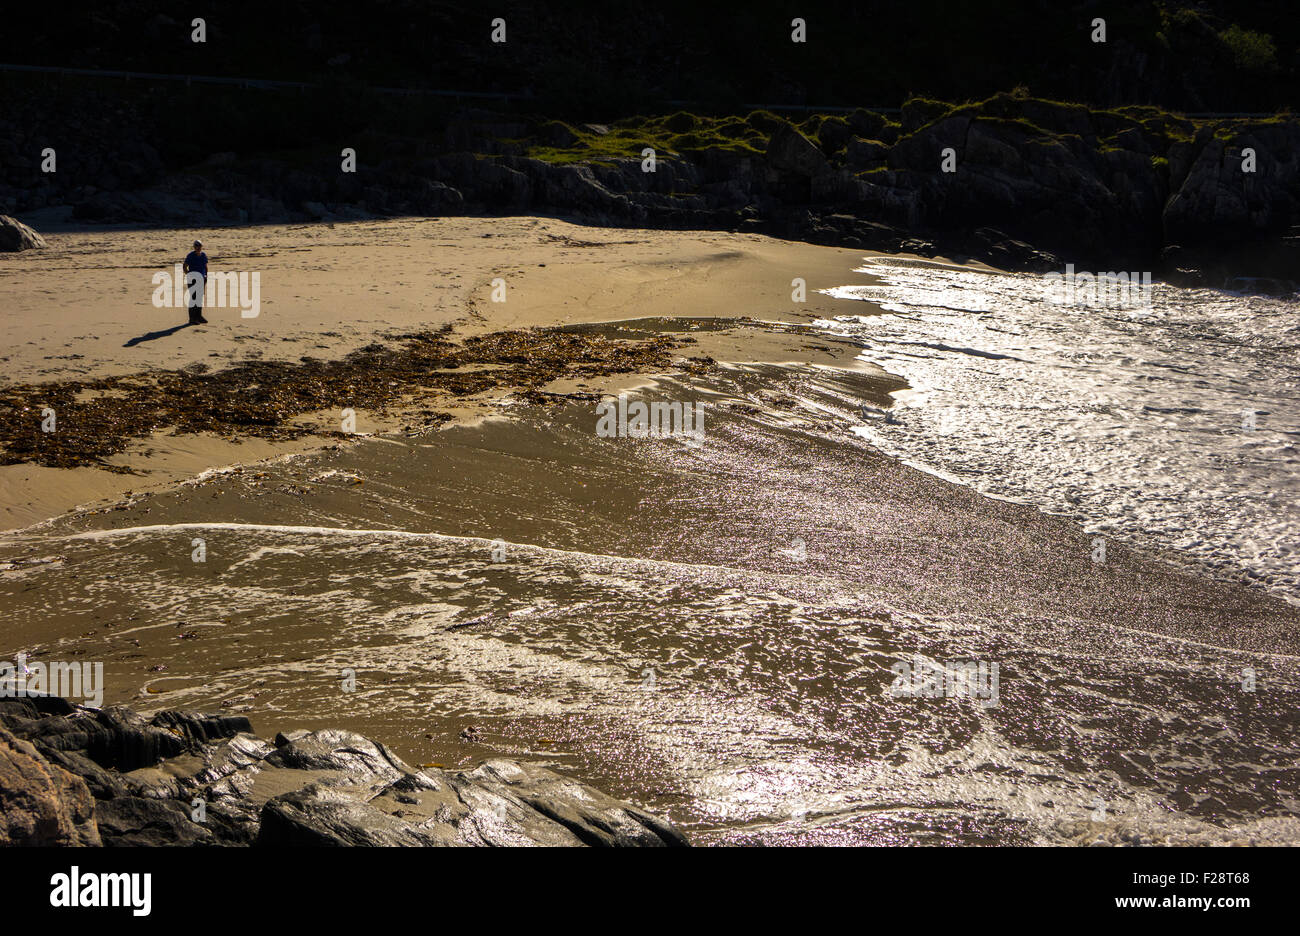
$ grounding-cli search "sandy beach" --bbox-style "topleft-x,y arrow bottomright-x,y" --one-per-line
2,215 -> 883,381
3,216 -> 1299,847
0,216 -> 906,528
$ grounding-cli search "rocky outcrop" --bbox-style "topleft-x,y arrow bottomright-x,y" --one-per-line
1165,122 -> 1300,245
0,726 -> 100,845
881,114 -> 1165,265
766,123 -> 831,178
0,215 -> 46,251
0,697 -> 688,847
4,83 -> 1297,288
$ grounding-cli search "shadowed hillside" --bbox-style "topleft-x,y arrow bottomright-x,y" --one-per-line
1,1 -> 1297,113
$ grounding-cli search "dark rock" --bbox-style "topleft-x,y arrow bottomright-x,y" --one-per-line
150,710 -> 253,748
1113,127 -> 1155,155
766,124 -> 830,178
532,162 -> 631,219
464,759 -> 689,847
94,796 -> 212,847
969,227 -> 1061,272
538,120 -> 579,147
79,706 -> 187,771
413,179 -> 464,213
900,98 -> 952,133
0,700 -> 688,847
815,116 -> 854,154
263,728 -> 408,787
0,728 -> 100,846
258,755 -> 689,848
0,215 -> 46,251
258,783 -> 438,846
1165,121 -> 1300,247
475,159 -> 533,208
28,745 -> 125,801
662,112 -> 697,133
0,696 -> 76,719
846,137 -> 890,170
71,191 -> 159,223
888,115 -> 971,172
1158,236 -> 1300,293
848,108 -> 890,141
811,167 -> 860,203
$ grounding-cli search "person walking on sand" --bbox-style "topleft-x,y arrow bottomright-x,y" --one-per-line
183,239 -> 209,324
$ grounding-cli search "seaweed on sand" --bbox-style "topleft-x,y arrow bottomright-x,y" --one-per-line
0,326 -> 684,470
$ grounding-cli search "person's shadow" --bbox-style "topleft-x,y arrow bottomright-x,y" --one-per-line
124,322 -> 193,347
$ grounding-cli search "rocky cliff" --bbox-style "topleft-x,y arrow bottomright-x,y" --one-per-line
3,87 -> 1296,288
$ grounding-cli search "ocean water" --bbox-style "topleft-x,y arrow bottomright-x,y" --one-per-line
3,360 -> 1299,846
820,257 -> 1300,603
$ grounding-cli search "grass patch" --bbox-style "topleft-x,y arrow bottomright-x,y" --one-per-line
522,112 -> 771,164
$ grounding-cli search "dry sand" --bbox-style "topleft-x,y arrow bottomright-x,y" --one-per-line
1,215 -> 874,384
0,216 -> 905,528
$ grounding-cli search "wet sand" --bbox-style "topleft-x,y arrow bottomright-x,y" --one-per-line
3,366 -> 1299,845
2,218 -> 1298,845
